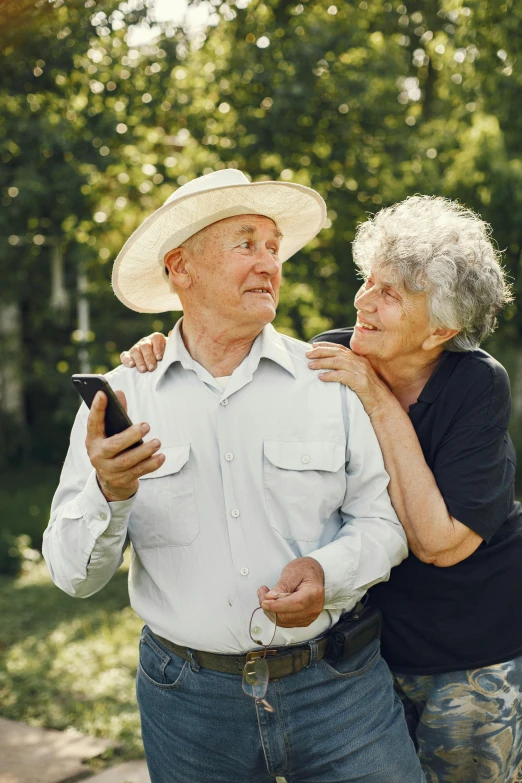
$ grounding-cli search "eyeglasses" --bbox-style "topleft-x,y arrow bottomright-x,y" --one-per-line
242,607 -> 277,713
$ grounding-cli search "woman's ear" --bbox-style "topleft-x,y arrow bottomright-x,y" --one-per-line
422,326 -> 460,351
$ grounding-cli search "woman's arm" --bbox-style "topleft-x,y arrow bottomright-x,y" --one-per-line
307,344 -> 482,567
364,393 -> 482,566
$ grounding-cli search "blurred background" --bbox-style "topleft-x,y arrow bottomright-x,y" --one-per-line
1,0 -> 521,767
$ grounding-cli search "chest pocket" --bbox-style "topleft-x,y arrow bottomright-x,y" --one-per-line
129,443 -> 199,549
263,439 -> 346,543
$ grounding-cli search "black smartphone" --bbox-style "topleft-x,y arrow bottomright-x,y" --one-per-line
71,374 -> 143,448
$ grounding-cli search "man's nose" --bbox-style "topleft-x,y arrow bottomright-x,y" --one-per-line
254,246 -> 281,275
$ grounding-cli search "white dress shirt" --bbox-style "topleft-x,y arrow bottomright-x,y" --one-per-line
43,321 -> 407,653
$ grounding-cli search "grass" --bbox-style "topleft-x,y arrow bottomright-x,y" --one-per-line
1,556 -> 289,782
0,462 -> 61,549
0,465 -> 285,777
0,553 -> 144,764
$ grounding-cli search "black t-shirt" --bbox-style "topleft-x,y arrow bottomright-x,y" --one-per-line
312,327 -> 522,675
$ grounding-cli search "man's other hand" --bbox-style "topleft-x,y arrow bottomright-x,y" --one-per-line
120,332 -> 168,373
258,557 -> 325,628
86,390 -> 164,502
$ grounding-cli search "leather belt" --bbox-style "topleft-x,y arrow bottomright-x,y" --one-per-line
152,632 -> 330,680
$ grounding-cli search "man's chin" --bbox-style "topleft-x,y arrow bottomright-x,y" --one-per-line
265,306 -> 277,325
242,300 -> 277,326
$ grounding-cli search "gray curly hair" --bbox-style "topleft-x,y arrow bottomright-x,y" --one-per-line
352,196 -> 513,352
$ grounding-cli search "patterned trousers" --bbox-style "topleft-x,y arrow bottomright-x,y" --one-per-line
393,655 -> 522,783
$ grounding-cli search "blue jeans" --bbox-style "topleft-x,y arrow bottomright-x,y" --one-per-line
137,626 -> 425,783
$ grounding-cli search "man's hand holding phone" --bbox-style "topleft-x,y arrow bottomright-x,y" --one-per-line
86,390 -> 164,502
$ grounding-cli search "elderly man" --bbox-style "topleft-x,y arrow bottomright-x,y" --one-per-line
43,170 -> 423,783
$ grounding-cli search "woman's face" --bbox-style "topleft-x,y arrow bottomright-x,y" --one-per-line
350,267 -> 434,363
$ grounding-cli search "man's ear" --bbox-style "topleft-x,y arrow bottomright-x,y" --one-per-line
422,326 -> 460,351
164,247 -> 192,291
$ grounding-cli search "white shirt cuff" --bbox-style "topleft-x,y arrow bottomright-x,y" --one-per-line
308,541 -> 358,611
74,470 -> 135,538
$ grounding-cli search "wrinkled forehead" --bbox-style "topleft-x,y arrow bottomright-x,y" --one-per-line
197,214 -> 282,243
368,261 -> 429,299
229,219 -> 283,241
366,263 -> 402,289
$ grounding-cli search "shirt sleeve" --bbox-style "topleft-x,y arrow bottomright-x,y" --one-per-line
42,403 -> 135,598
309,387 -> 408,611
432,364 -> 515,543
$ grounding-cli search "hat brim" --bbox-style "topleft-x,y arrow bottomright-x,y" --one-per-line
112,180 -> 327,313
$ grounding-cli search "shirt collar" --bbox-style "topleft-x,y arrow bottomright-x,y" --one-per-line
154,319 -> 296,391
153,318 -> 195,390
415,350 -> 460,404
252,323 -> 297,379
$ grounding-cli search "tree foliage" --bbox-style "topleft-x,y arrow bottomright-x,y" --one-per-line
1,0 -> 522,479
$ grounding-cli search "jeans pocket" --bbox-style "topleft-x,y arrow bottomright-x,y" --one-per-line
320,638 -> 381,679
138,629 -> 189,690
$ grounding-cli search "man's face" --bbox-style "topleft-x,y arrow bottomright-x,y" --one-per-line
178,214 -> 282,331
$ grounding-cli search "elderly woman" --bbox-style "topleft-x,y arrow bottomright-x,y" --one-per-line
121,196 -> 522,783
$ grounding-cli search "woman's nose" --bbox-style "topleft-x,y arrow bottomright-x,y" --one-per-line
355,285 -> 377,311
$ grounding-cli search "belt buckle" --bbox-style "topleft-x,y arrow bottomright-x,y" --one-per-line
245,648 -> 278,663
244,649 -> 277,677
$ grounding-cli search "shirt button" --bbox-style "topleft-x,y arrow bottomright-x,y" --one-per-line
231,508 -> 240,518
240,567 -> 249,576
225,452 -> 234,461
100,512 -> 107,521
301,455 -> 311,464
221,398 -> 229,406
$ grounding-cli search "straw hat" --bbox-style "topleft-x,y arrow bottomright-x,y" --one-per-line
112,169 -> 327,313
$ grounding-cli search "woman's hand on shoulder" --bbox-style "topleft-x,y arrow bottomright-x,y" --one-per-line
120,332 -> 168,372
306,341 -> 392,418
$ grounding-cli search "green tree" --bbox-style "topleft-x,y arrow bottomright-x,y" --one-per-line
0,0 -> 168,462
3,0 -> 522,492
